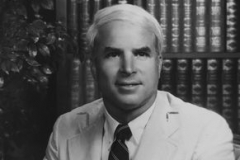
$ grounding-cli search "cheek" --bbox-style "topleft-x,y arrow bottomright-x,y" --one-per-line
97,61 -> 119,81
141,59 -> 159,72
141,60 -> 161,83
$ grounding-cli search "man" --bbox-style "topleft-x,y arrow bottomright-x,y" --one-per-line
44,4 -> 235,160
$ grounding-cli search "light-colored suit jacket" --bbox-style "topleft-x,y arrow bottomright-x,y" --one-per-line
44,91 -> 235,160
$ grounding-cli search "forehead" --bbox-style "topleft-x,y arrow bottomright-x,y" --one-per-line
95,21 -> 155,49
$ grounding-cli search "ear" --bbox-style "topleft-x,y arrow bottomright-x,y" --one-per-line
158,55 -> 163,78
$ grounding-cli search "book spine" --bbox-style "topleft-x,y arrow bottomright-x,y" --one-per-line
195,0 -> 207,52
191,59 -> 205,107
80,0 -> 98,103
147,0 -> 155,16
159,0 -> 168,52
56,0 -> 78,113
79,0 -> 90,57
105,0 -> 113,6
237,59 -> 240,134
226,0 -> 237,52
210,0 -> 223,52
68,0 -> 78,45
118,0 -> 127,4
68,0 -> 83,110
134,0 -> 142,6
183,0 -> 192,52
176,59 -> 190,102
206,59 -> 221,113
83,58 -> 98,103
94,0 -> 101,15
56,0 -> 67,27
56,55 -> 72,114
159,59 -> 175,94
222,59 -> 235,130
171,0 -> 180,52
70,58 -> 83,109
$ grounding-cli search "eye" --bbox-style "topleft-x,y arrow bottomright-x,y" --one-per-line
133,47 -> 151,58
105,51 -> 120,58
103,47 -> 122,59
134,51 -> 150,57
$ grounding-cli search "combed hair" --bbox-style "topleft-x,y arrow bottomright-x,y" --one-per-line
86,4 -> 164,59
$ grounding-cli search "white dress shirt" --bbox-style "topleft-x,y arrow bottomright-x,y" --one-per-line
101,102 -> 156,160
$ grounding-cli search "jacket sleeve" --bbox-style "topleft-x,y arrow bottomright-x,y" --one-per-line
192,113 -> 235,160
43,117 -> 61,160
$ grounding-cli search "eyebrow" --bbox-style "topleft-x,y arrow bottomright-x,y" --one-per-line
104,47 -> 123,53
104,46 -> 151,53
133,46 -> 151,53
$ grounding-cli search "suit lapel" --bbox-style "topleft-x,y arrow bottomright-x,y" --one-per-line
67,107 -> 105,160
134,92 -> 183,160
66,92 -> 186,160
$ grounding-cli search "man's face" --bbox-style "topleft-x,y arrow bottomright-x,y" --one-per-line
93,21 -> 162,119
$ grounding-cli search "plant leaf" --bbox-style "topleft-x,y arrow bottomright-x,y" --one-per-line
31,36 -> 39,43
42,65 -> 52,75
39,76 -> 48,84
15,3 -> 27,19
14,39 -> 29,51
37,43 -> 50,56
1,61 -> 11,74
46,33 -> 56,45
0,77 -> 4,88
28,44 -> 38,57
7,52 -> 19,61
31,1 -> 40,13
10,62 -> 20,73
28,20 -> 46,37
26,58 -> 41,67
41,0 -> 54,10
31,67 -> 48,84
32,19 -> 47,31
31,67 -> 42,75
17,60 -> 23,71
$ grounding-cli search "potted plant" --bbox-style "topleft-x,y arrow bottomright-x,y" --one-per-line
0,0 -> 76,159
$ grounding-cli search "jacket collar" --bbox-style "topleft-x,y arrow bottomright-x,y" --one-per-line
133,91 -> 182,160
67,102 -> 105,160
67,91 -> 183,160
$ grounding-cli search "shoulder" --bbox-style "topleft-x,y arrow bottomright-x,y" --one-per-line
59,98 -> 104,123
53,98 -> 104,138
157,91 -> 233,155
157,91 -> 229,129
45,99 -> 105,158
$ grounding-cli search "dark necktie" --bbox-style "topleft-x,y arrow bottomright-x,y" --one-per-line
108,124 -> 132,160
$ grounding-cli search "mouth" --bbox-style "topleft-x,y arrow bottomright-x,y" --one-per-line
115,81 -> 141,90
117,84 -> 139,87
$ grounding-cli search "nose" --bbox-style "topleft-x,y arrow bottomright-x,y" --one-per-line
119,53 -> 136,76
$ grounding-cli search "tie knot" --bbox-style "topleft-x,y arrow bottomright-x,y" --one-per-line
114,124 -> 132,141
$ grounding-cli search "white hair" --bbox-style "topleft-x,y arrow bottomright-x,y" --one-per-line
86,4 -> 164,58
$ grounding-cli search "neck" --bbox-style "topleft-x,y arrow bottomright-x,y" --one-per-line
103,93 -> 157,124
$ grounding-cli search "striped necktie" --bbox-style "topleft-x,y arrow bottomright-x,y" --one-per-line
108,124 -> 132,160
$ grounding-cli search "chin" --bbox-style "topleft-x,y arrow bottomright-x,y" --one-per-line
115,94 -> 144,107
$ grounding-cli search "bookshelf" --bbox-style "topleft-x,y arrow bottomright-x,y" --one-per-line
55,0 -> 240,135
164,52 -> 240,59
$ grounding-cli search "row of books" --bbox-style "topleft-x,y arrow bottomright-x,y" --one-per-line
159,58 -> 240,133
65,0 -> 239,53
157,0 -> 238,53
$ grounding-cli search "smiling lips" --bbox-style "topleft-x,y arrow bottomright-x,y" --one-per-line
115,81 -> 141,91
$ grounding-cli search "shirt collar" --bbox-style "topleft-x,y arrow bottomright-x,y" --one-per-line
104,101 -> 156,143
104,108 -> 119,140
